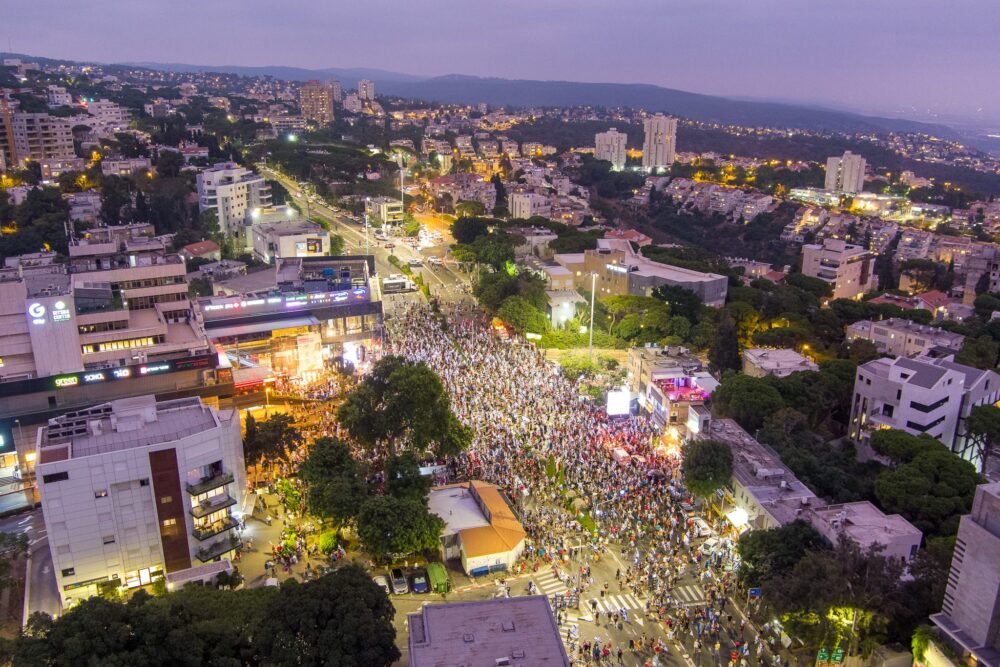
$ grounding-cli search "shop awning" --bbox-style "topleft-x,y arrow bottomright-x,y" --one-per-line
726,507 -> 750,528
206,316 -> 319,340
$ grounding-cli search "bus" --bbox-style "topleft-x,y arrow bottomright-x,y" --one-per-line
382,274 -> 416,294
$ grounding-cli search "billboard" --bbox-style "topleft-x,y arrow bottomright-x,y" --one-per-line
607,389 -> 631,416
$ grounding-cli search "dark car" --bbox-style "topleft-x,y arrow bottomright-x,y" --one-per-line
411,568 -> 429,594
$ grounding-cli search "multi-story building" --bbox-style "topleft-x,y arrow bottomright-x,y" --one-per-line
329,79 -> 342,104
365,196 -> 404,226
298,80 -> 334,126
85,99 -> 130,132
932,482 -> 1000,667
742,348 -> 818,378
196,163 -> 272,248
9,112 -> 75,165
627,346 -> 717,429
845,318 -> 965,358
46,86 -> 73,107
508,193 -> 551,220
801,237 -> 877,300
849,354 -> 1000,471
595,127 -> 627,171
358,79 -> 375,101
802,501 -> 922,564
101,156 -> 152,177
641,113 -> 677,172
36,395 -> 245,607
825,151 -> 866,194
252,220 -> 330,264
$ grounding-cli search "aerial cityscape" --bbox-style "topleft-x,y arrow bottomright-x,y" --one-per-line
0,4 -> 999,667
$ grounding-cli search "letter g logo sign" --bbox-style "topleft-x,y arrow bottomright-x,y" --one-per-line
28,303 -> 46,319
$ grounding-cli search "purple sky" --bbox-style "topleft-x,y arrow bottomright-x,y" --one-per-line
6,0 -> 1000,123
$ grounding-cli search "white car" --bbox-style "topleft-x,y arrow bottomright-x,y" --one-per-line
690,517 -> 714,538
428,256 -> 443,266
408,258 -> 423,267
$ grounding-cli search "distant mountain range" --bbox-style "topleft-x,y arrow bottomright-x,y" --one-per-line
2,54 -> 959,138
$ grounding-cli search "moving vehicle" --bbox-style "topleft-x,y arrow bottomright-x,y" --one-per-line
408,258 -> 423,267
372,575 -> 391,595
382,275 -> 417,294
411,568 -> 430,594
428,256 -> 443,266
390,568 -> 409,594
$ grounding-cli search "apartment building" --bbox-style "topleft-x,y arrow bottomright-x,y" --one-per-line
196,163 -> 272,247
825,151 -> 866,194
801,237 -> 877,300
742,348 -> 818,378
509,192 -> 551,220
46,86 -> 73,107
36,395 -> 245,606
9,112 -> 75,165
329,79 -> 342,103
298,80 -> 334,126
849,355 -> 1000,471
595,127 -> 627,171
365,196 -> 404,226
357,79 -> 375,101
932,482 -> 1000,667
85,99 -> 130,132
641,114 -> 677,171
252,220 -> 330,263
101,156 -> 152,177
845,318 -> 965,358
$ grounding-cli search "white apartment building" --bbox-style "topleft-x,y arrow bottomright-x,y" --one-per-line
641,114 -> 677,171
803,501 -> 922,564
36,395 -> 245,606
742,348 -> 818,378
252,220 -> 331,264
509,193 -> 551,220
343,94 -> 362,114
329,79 -> 342,103
196,163 -> 272,247
10,113 -> 76,164
825,151 -> 866,194
595,128 -> 627,171
800,237 -> 877,300
849,355 -> 1000,471
86,99 -> 130,132
365,196 -> 404,226
358,79 -> 375,101
846,318 -> 965,358
101,156 -> 152,177
46,86 -> 73,107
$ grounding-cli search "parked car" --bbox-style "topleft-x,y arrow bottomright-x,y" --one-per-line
411,568 -> 430,594
373,574 -> 392,595
390,568 -> 408,594
408,258 -> 423,267
690,517 -> 714,538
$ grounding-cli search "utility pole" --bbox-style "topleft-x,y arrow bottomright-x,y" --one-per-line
588,272 -> 596,361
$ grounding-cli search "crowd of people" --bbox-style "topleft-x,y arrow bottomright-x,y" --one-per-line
385,304 -> 784,667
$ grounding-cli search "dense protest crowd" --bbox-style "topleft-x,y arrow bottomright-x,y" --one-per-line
386,304 -> 786,667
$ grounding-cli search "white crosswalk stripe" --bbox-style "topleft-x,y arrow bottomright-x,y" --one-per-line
674,583 -> 706,605
589,592 -> 645,615
531,571 -> 568,596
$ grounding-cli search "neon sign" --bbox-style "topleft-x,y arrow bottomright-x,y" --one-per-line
83,372 -> 106,383
54,376 -> 79,388
112,368 -> 131,379
139,363 -> 170,375
28,302 -> 46,325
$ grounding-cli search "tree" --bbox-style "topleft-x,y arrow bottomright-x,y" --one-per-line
966,404 -> 1000,471
845,338 -> 880,364
682,439 -> 733,498
708,315 -> 741,373
784,272 -> 834,299
299,437 -> 368,523
491,174 -> 508,216
384,451 -> 431,501
651,284 -> 702,323
255,566 -> 400,667
0,531 -> 28,601
956,335 -> 999,370
455,200 -> 486,218
244,413 -> 302,467
356,495 -> 445,561
737,521 -> 828,587
451,216 -> 490,244
497,296 -> 549,334
712,374 -> 785,432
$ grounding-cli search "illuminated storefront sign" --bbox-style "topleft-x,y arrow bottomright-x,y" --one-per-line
112,368 -> 131,379
203,288 -> 370,316
606,263 -> 629,274
50,355 -> 215,389
139,363 -> 170,375
27,302 -> 46,325
51,300 -> 71,322
54,376 -> 79,388
83,372 -> 106,383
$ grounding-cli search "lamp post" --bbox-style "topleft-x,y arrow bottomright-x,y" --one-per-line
588,272 -> 596,361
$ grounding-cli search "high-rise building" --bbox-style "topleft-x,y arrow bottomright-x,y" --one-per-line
595,127 -> 627,171
358,79 -> 375,102
196,162 -> 272,246
825,151 -> 866,194
7,112 -> 75,165
329,79 -> 342,104
932,482 -> 1000,667
36,395 -> 245,606
641,113 -> 677,171
299,80 -> 334,126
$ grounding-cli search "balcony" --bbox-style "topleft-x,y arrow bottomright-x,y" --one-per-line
192,515 -> 240,541
185,471 -> 234,496
189,493 -> 237,519
195,534 -> 241,563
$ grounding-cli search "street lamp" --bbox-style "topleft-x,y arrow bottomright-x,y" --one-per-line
588,272 -> 596,361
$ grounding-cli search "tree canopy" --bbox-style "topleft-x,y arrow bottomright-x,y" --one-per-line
682,438 -> 734,498
243,413 -> 302,467
356,495 -> 445,562
299,437 -> 368,523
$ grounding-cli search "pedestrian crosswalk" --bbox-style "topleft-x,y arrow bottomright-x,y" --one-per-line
587,592 -> 645,615
674,583 -> 706,606
531,569 -> 569,596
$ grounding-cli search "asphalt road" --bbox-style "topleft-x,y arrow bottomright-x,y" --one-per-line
0,509 -> 61,622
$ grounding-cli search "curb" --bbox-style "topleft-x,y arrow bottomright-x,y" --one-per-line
21,551 -> 31,629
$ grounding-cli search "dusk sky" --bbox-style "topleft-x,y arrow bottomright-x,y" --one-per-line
6,0 -> 1000,123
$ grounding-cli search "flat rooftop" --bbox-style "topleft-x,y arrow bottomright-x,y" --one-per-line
428,486 -> 490,535
408,596 -> 570,667
808,501 -> 922,545
256,220 -> 327,236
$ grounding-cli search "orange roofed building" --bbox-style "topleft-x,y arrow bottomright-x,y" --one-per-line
428,480 -> 526,577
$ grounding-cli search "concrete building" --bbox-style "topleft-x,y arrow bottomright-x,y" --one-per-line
595,127 -> 627,171
427,480 -> 526,576
932,482 -> 1000,667
298,80 -> 334,126
845,318 -> 965,358
408,596 -> 570,667
46,86 -> 73,107
36,395 -> 245,607
357,79 -> 375,102
509,193 -> 551,220
85,99 -> 130,132
642,114 -> 677,171
825,151 -> 866,194
178,240 -> 222,263
9,112 -> 75,165
801,237 -> 877,300
545,290 -> 586,328
802,501 -> 922,564
553,238 -> 727,306
629,346 -> 718,430
365,196 -> 404,226
849,355 -> 1000,471
196,163 -> 272,248
328,79 -> 342,103
101,156 -> 152,177
252,220 -> 330,263
742,348 -> 818,378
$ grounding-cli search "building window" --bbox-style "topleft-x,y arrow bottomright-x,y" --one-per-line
42,472 -> 69,484
160,496 -> 172,504
103,536 -> 116,545
139,479 -> 149,487
95,489 -> 108,498
162,519 -> 176,527
61,567 -> 75,577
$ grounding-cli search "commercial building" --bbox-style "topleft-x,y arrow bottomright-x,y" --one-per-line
298,80 -> 334,126
932,482 -> 1000,667
825,151 -> 866,194
364,196 -> 404,226
509,192 -> 551,220
36,395 -> 245,607
553,238 -> 727,306
849,354 -> 1000,471
845,318 -> 965,358
742,348 -> 818,378
628,346 -> 718,430
251,220 -> 330,264
196,163 -> 272,248
357,79 -> 375,101
428,480 -> 526,576
595,127 -> 627,171
801,237 -> 877,300
408,596 -> 570,667
641,114 -> 677,171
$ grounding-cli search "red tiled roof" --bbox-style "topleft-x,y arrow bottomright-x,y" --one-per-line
181,240 -> 220,256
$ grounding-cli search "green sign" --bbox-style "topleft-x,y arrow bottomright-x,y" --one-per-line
832,648 -> 844,663
817,648 -> 830,662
